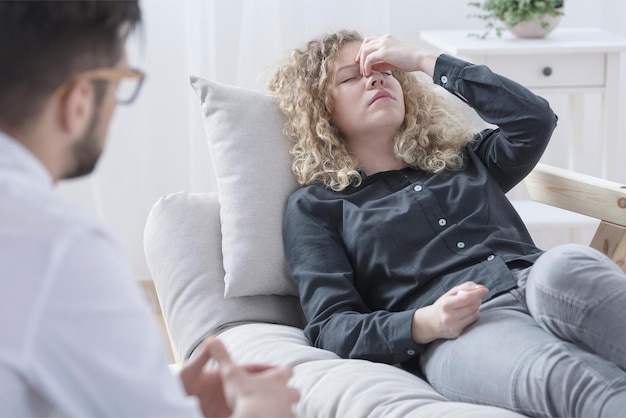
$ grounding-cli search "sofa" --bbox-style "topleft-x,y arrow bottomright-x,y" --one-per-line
143,76 -> 626,417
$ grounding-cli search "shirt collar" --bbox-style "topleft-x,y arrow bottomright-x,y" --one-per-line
0,131 -> 54,190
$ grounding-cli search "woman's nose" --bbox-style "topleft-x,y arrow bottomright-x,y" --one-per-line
368,71 -> 385,88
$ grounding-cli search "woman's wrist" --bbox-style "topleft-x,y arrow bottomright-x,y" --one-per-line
415,51 -> 439,77
411,306 -> 437,344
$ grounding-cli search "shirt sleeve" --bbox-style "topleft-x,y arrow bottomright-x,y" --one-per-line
433,53 -> 558,192
284,190 -> 425,365
25,227 -> 201,417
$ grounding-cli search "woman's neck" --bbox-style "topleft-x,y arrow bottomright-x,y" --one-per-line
346,135 -> 405,176
359,155 -> 405,176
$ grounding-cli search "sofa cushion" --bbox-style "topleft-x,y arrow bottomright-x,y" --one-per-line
143,192 -> 305,361
216,323 -> 525,418
190,77 -> 298,298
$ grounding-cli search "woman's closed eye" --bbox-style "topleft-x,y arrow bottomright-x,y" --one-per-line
340,74 -> 362,84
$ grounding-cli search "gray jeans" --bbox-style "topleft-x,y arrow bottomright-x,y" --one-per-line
421,244 -> 626,417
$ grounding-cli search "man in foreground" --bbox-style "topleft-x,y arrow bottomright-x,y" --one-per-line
0,2 -> 298,416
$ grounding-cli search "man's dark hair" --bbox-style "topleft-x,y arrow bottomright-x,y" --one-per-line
0,0 -> 142,129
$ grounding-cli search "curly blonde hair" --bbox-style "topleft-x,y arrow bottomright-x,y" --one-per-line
268,30 -> 475,191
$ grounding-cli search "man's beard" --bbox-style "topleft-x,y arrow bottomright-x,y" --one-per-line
63,107 -> 103,180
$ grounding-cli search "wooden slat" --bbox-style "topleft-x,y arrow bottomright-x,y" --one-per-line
525,163 -> 626,227
590,221 -> 626,273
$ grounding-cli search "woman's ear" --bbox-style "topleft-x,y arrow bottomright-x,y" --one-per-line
56,79 -> 95,139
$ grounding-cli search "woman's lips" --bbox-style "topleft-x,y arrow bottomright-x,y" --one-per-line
369,91 -> 393,105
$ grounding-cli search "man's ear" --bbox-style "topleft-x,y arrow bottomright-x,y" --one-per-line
57,79 -> 95,139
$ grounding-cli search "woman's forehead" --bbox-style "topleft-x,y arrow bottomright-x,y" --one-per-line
334,41 -> 361,67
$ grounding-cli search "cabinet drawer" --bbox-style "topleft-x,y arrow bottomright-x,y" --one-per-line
484,53 -> 605,89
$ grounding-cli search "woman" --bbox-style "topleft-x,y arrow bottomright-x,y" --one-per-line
269,30 -> 626,417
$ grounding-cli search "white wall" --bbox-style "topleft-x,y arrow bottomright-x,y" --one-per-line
56,0 -> 626,280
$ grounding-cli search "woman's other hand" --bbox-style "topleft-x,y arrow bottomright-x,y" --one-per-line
411,281 -> 489,344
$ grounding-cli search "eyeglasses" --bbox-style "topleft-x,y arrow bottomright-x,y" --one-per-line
58,67 -> 146,105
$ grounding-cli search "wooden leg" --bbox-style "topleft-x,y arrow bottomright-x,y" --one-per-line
590,221 -> 626,273
140,279 -> 178,364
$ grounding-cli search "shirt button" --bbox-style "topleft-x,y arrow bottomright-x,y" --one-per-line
440,75 -> 448,84
413,185 -> 423,192
438,218 -> 447,227
487,254 -> 495,261
456,241 -> 466,249
407,349 -> 416,356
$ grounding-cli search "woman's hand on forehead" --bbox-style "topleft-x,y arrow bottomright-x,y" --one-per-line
355,34 -> 438,78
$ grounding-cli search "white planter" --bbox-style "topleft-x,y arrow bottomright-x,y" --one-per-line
507,9 -> 564,38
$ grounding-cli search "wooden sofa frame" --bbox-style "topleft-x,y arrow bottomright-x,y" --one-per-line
525,163 -> 626,273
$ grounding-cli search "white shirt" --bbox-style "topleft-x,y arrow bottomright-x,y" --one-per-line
0,133 -> 201,417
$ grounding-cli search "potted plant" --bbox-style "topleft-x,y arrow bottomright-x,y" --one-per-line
468,0 -> 565,39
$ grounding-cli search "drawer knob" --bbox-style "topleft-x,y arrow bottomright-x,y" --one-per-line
542,66 -> 553,76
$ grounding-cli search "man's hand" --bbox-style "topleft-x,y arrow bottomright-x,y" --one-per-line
412,281 -> 489,344
180,337 -> 300,418
179,338 -> 232,417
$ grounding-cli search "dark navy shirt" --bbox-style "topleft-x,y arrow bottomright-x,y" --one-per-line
283,54 -> 558,367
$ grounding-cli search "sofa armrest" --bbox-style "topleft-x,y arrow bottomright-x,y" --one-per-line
525,163 -> 626,225
525,163 -> 626,271
144,192 -> 305,363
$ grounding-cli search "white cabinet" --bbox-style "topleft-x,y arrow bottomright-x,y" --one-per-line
483,53 -> 605,89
